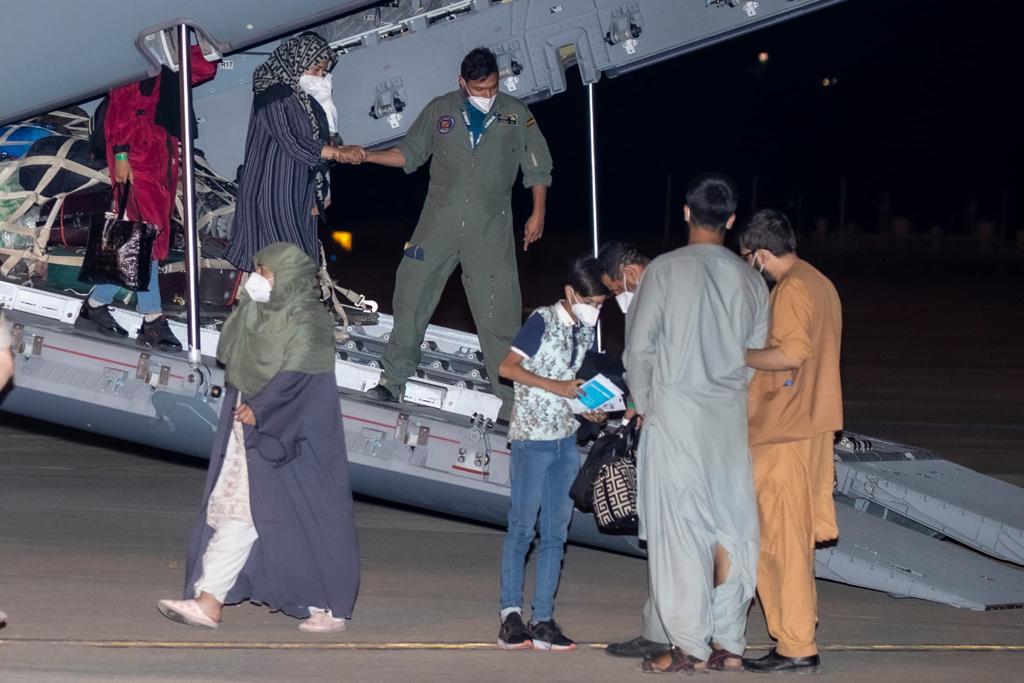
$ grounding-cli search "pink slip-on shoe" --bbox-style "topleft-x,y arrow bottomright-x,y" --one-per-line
298,611 -> 347,633
157,599 -> 219,629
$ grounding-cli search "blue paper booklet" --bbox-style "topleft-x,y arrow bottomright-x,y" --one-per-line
565,373 -> 625,414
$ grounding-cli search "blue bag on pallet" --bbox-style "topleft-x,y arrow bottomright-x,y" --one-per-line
0,124 -> 53,160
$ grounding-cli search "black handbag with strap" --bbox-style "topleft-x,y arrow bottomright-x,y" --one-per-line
78,182 -> 157,291
571,419 -> 641,534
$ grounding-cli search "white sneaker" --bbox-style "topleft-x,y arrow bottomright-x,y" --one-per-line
298,610 -> 347,633
157,599 -> 219,629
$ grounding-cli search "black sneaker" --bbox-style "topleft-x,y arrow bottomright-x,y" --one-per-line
497,611 -> 532,650
136,316 -> 182,351
367,384 -> 398,402
74,302 -> 128,337
530,620 -> 576,652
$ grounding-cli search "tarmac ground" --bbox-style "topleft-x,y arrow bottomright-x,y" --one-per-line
1,278 -> 1023,682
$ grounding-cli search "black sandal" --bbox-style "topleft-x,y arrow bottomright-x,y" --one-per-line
704,648 -> 743,671
641,646 -> 702,674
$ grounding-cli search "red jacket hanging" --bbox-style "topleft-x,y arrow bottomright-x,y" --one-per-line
104,45 -> 218,261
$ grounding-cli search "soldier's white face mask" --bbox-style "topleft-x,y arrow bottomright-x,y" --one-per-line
468,94 -> 496,113
245,272 -> 274,303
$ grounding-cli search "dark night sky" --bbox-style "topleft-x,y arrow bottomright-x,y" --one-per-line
329,0 -> 1023,282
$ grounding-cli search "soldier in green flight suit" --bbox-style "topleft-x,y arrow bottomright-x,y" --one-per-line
363,47 -> 553,410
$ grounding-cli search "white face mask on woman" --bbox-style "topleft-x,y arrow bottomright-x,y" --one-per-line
298,73 -> 339,134
244,272 -> 274,303
570,291 -> 602,328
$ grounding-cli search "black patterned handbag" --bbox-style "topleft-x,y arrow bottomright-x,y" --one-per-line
572,419 -> 640,534
78,182 -> 157,291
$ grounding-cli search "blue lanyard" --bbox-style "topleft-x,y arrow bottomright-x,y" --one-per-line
461,108 -> 496,149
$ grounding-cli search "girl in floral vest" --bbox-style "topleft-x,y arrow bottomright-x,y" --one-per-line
495,256 -> 609,651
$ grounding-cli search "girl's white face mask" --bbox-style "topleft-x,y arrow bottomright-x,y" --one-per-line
245,272 -> 273,303
570,291 -> 602,328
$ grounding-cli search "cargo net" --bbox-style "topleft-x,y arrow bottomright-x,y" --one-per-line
0,109 -> 238,285
0,108 -> 375,327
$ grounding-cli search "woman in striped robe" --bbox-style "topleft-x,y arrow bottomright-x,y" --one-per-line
225,32 -> 363,272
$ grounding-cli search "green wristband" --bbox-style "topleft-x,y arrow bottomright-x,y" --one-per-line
115,152 -> 129,161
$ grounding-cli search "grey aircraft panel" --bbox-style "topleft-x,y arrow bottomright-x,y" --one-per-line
818,502 -> 1024,611
0,0 -> 371,125
835,446 -> 1024,567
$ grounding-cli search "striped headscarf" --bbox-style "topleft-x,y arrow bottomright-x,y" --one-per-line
252,32 -> 337,203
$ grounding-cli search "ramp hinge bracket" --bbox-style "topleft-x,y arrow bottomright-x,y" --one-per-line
10,323 -> 24,354
31,334 -> 43,356
136,353 -> 152,382
158,365 -> 171,386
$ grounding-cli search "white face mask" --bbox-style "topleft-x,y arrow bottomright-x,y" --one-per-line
298,73 -> 338,134
468,94 -> 496,114
244,272 -> 273,303
615,268 -> 644,314
570,291 -> 602,328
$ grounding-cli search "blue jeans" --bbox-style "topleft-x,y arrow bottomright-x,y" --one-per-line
90,259 -> 161,315
500,435 -> 580,622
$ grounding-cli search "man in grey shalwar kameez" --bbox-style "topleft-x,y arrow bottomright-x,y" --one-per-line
623,173 -> 768,673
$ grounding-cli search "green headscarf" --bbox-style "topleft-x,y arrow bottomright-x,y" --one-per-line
217,243 -> 336,395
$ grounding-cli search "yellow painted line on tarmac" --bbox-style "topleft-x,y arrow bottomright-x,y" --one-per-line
2,640 -> 1024,653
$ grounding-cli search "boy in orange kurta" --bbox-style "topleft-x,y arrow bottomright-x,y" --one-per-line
737,210 -> 843,674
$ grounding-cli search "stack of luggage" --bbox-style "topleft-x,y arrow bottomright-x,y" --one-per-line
0,108 -> 242,307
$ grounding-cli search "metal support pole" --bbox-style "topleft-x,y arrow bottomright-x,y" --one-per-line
177,23 -> 202,366
587,82 -> 602,350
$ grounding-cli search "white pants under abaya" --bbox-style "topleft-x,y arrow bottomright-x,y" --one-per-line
194,519 -> 259,602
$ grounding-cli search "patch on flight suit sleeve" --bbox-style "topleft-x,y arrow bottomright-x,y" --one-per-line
437,115 -> 455,134
525,116 -> 536,128
496,113 -> 518,125
403,242 -> 426,261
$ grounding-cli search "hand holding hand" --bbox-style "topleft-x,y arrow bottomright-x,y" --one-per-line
548,378 -> 585,399
234,403 -> 256,426
523,213 -> 545,252
333,145 -> 367,164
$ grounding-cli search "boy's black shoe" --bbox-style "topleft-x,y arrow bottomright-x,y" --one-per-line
136,316 -> 182,351
530,620 -> 576,652
74,302 -> 128,338
743,648 -> 820,673
497,611 -> 532,650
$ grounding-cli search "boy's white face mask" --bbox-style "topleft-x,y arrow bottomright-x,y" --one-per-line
245,272 -> 274,303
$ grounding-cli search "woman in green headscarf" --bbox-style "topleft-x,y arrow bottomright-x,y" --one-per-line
158,243 -> 360,633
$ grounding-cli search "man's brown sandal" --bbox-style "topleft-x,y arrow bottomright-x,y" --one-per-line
641,646 -> 703,674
